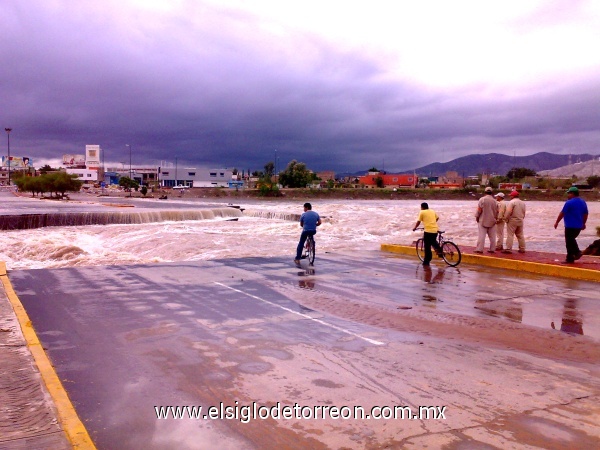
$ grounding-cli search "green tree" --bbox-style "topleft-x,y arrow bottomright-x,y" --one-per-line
38,164 -> 57,175
587,175 -> 600,188
256,161 -> 279,195
488,176 -> 508,188
46,172 -> 83,197
278,160 -> 313,188
367,167 -> 379,172
13,173 -> 29,194
264,162 -> 275,177
119,176 -> 139,191
506,167 -> 537,179
140,185 -> 148,196
16,172 -> 82,198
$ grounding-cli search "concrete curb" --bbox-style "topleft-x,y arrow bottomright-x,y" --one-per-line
0,262 -> 96,449
381,244 -> 600,283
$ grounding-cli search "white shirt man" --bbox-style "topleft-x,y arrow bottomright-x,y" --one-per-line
475,187 -> 498,253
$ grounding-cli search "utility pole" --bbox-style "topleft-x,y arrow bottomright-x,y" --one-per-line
4,128 -> 11,185
126,144 -> 132,197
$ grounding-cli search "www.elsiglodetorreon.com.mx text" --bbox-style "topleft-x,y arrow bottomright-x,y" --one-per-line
155,402 -> 447,423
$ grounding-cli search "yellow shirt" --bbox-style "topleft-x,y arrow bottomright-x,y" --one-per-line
418,209 -> 439,233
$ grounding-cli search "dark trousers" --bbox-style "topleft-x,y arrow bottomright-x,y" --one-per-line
565,228 -> 581,262
423,232 -> 441,264
296,230 -> 316,260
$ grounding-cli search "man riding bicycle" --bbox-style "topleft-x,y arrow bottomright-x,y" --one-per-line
295,202 -> 321,267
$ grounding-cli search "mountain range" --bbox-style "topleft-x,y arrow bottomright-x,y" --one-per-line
407,152 -> 596,177
537,157 -> 600,178
335,152 -> 597,179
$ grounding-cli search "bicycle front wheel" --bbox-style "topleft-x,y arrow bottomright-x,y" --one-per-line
416,238 -> 425,262
441,241 -> 461,267
307,236 -> 316,265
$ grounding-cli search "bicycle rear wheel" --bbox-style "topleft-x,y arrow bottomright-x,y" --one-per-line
307,236 -> 315,265
441,241 -> 461,267
416,238 -> 425,262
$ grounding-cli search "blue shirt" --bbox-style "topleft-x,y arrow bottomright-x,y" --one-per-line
300,210 -> 320,231
562,197 -> 588,229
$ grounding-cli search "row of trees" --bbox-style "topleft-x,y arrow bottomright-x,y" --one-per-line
256,159 -> 317,191
14,172 -> 83,198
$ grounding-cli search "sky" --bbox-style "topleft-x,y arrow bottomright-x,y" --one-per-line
1,0 -> 600,173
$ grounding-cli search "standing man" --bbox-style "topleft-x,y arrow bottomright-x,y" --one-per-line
475,187 -> 498,253
554,186 -> 588,263
294,202 -> 321,267
495,192 -> 507,251
503,190 -> 526,253
412,202 -> 442,266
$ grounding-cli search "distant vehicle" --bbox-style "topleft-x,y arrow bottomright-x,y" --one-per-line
172,185 -> 189,190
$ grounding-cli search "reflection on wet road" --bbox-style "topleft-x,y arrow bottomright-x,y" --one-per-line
410,257 -> 599,338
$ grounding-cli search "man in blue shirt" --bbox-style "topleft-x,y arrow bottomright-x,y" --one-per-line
295,202 -> 321,266
554,186 -> 588,263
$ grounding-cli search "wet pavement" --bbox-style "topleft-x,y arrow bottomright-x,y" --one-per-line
6,251 -> 600,449
0,266 -> 71,449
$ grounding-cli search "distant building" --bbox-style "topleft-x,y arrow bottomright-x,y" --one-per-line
160,168 -> 234,188
85,145 -> 101,170
358,172 -> 416,189
499,183 -> 523,191
106,167 -> 160,187
428,183 -> 462,190
67,168 -> 99,182
65,145 -> 103,184
441,171 -> 464,186
317,171 -> 336,181
103,171 -> 120,185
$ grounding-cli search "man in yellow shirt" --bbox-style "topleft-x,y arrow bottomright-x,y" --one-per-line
412,202 -> 442,266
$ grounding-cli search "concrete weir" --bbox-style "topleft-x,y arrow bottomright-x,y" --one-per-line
0,208 -> 242,230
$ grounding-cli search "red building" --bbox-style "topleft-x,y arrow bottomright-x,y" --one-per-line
358,172 -> 416,189
499,183 -> 523,191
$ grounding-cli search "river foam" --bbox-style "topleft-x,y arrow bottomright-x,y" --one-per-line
1,197 -> 598,270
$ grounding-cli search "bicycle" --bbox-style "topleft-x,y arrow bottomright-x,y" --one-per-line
415,229 -> 461,267
301,234 -> 316,266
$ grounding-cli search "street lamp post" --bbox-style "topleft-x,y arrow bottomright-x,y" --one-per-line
4,128 -> 11,185
126,144 -> 132,197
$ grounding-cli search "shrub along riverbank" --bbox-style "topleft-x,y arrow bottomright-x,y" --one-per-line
138,187 -> 600,202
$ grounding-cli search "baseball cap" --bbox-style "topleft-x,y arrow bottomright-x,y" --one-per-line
509,190 -> 519,197
484,187 -> 492,193
567,186 -> 579,194
494,192 -> 505,198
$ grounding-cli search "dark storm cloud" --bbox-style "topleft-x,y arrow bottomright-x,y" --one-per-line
1,1 -> 599,174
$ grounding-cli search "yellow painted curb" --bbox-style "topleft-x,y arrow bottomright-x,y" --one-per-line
381,244 -> 600,283
0,261 -> 96,449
